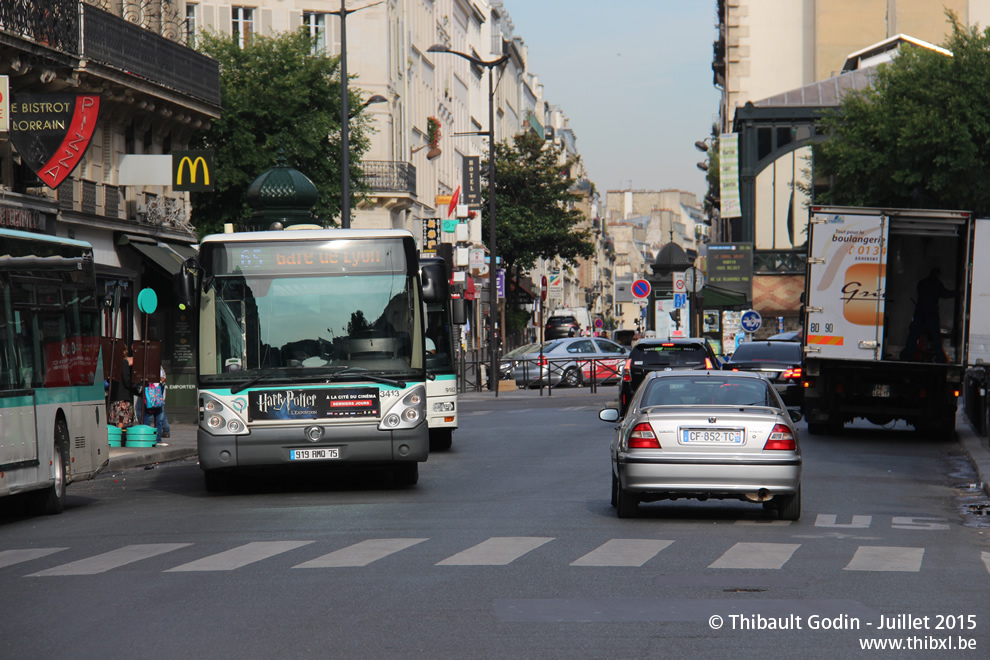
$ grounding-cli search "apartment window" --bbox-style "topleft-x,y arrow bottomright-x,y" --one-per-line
185,3 -> 197,47
232,6 -> 254,48
303,12 -> 327,54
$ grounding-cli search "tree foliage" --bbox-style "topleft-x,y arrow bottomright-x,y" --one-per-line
815,13 -> 990,214
190,30 -> 373,235
484,131 -> 595,283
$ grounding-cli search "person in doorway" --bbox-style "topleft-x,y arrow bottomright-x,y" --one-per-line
109,346 -> 137,428
899,267 -> 956,362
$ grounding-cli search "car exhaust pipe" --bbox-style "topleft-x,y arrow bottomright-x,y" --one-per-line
743,488 -> 773,503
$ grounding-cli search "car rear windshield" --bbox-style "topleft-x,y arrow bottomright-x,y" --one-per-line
632,343 -> 708,367
730,342 -> 802,362
643,376 -> 773,407
548,316 -> 577,325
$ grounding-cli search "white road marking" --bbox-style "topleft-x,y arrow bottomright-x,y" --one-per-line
709,542 -> 801,569
891,516 -> 950,530
166,541 -> 312,572
436,537 -> 554,566
981,551 -> 990,573
844,546 -> 925,572
815,514 -> 872,528
570,539 -> 674,567
29,544 -> 191,576
0,548 -> 67,569
294,538 -> 428,568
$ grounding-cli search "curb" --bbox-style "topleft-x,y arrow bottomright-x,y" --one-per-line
107,447 -> 198,472
957,411 -> 990,498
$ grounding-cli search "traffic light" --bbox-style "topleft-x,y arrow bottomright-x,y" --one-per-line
669,309 -> 681,329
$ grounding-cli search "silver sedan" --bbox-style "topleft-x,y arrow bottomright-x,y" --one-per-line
501,337 -> 628,388
600,370 -> 802,520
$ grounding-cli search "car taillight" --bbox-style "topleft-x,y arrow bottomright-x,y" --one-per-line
764,424 -> 796,451
781,367 -> 802,380
705,358 -> 713,369
622,358 -> 632,382
628,422 -> 660,448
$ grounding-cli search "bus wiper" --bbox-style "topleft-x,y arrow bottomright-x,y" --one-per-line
230,366 -> 287,394
322,366 -> 406,388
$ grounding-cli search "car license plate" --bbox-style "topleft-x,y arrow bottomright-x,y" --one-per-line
681,429 -> 744,444
872,384 -> 891,398
289,448 -> 340,460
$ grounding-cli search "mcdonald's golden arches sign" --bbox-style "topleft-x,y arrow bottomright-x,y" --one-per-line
172,150 -> 214,191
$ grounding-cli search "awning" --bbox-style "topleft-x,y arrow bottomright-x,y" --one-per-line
119,235 -> 190,276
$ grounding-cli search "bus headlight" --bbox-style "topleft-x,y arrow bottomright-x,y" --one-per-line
200,394 -> 249,435
431,401 -> 455,413
378,385 -> 426,431
209,415 -> 223,428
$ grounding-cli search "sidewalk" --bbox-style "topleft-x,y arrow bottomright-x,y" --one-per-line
107,423 -> 199,471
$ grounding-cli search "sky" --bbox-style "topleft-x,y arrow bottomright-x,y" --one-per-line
503,0 -> 722,201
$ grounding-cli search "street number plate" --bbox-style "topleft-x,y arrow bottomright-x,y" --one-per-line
289,448 -> 340,460
681,429 -> 744,444
872,384 -> 891,398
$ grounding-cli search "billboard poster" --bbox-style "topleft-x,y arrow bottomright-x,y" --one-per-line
8,93 -> 101,189
719,133 -> 741,218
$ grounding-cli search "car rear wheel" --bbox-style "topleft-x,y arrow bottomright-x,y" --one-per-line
562,367 -> 582,387
776,486 -> 801,521
616,486 -> 638,518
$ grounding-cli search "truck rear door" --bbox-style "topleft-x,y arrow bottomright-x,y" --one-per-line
805,208 -> 888,361
969,218 -> 990,365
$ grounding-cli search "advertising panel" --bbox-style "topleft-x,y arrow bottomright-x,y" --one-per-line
7,93 -> 101,188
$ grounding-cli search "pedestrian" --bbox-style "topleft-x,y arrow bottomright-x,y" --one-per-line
143,365 -> 167,445
108,345 -> 137,429
899,267 -> 956,362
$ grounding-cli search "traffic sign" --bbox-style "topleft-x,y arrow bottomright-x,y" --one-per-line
673,272 -> 686,294
540,275 -> 547,302
594,318 -> 604,329
674,293 -> 686,309
740,309 -> 762,333
684,267 -> 705,293
632,279 -> 651,299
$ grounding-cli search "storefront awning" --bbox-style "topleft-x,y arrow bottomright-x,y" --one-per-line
120,235 -> 192,276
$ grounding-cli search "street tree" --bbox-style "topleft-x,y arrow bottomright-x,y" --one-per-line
815,13 -> 990,215
483,131 -> 595,326
190,30 -> 373,235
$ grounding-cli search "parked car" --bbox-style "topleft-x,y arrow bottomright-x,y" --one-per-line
767,330 -> 801,341
722,340 -> 803,406
618,337 -> 721,415
544,315 -> 581,339
502,337 -> 628,388
612,329 -> 639,347
600,370 -> 803,520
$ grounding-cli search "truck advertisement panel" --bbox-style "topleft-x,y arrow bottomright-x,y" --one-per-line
969,219 -> 990,365
806,211 -> 888,360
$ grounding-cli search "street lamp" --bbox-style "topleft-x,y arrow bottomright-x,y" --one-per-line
331,1 -> 383,229
428,43 -> 508,394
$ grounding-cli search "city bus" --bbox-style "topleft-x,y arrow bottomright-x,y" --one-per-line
420,257 -> 465,451
0,228 -> 107,514
176,228 -> 443,491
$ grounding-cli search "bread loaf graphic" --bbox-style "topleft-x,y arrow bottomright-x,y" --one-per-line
842,262 -> 885,325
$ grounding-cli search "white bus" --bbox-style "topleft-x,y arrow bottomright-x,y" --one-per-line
420,257 -> 465,451
0,229 -> 107,514
176,228 -> 446,490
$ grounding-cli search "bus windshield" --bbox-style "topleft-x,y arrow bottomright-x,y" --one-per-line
199,238 -> 423,387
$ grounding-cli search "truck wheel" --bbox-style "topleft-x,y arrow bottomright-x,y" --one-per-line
31,420 -> 68,515
776,486 -> 801,521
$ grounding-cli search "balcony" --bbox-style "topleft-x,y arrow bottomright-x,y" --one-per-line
361,161 -> 416,194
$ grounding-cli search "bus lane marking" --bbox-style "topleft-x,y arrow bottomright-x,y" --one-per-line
843,546 -> 924,572
436,537 -> 554,566
570,539 -> 674,567
709,542 -> 801,569
294,538 -> 428,568
167,541 -> 312,572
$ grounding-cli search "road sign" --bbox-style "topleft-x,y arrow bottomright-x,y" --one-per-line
673,272 -> 686,294
674,293 -> 686,309
594,318 -> 604,329
540,275 -> 547,302
684,267 -> 705,293
740,309 -> 762,333
632,279 -> 651,299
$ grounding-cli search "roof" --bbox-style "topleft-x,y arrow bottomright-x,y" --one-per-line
752,66 -> 877,109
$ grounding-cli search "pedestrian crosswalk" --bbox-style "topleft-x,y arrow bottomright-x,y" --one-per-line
0,537 -> 983,577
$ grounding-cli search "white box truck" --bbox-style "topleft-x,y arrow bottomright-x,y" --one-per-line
802,206 -> 990,436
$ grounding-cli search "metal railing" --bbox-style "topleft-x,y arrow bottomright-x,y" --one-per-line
361,161 -> 416,194
457,352 -> 622,396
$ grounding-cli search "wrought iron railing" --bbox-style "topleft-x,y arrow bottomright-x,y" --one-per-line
82,5 -> 220,106
82,180 -> 97,214
361,161 -> 417,195
0,0 -> 79,53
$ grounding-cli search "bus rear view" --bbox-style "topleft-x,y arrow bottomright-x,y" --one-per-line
184,229 -> 429,490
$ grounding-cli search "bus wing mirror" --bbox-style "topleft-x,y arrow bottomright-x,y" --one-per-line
451,297 -> 466,325
420,261 -> 448,303
173,257 -> 201,310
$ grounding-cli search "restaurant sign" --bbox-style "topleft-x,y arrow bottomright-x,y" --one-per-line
8,93 -> 101,189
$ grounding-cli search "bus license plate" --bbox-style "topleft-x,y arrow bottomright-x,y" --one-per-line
290,448 -> 340,461
872,384 -> 891,398
681,429 -> 743,444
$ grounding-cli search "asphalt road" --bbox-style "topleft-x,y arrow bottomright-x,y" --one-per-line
2,388 -> 989,658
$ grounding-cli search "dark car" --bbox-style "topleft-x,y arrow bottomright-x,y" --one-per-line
722,340 -> 803,406
617,337 -> 720,414
545,315 -> 581,339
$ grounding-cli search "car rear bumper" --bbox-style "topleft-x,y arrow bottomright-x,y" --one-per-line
617,457 -> 801,495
